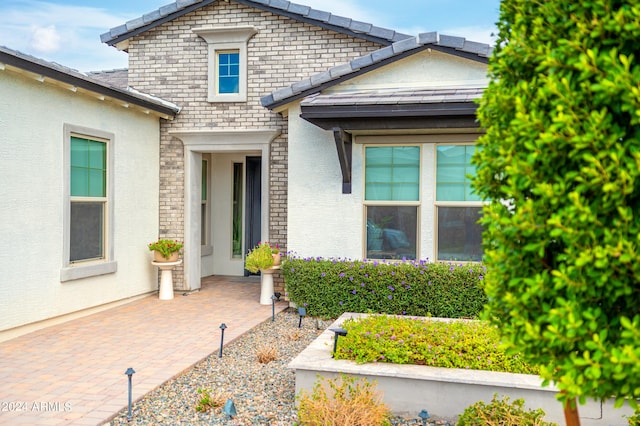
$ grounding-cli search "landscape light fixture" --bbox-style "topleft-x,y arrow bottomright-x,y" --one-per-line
219,323 -> 227,358
271,294 -> 278,322
418,409 -> 431,426
124,367 -> 135,421
298,307 -> 306,328
330,328 -> 348,357
274,292 -> 281,301
223,398 -> 237,418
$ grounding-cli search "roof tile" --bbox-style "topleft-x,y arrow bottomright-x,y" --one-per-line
350,53 -> 374,70
291,78 -> 313,93
349,20 -> 372,33
370,45 -> 394,62
269,0 -> 291,10
327,15 -> 352,28
418,31 -> 438,45
309,70 -> 332,86
305,8 -> 331,22
271,86 -> 294,102
368,26 -> 396,40
461,40 -> 491,57
439,34 -> 465,49
126,17 -> 145,31
287,3 -> 310,15
159,3 -> 179,16
328,63 -> 353,78
143,10 -> 162,24
392,36 -> 419,53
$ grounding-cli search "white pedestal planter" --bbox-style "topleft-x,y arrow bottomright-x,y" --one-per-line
259,266 -> 280,305
152,260 -> 182,300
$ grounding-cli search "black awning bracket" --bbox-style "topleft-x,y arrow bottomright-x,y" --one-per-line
332,127 -> 352,194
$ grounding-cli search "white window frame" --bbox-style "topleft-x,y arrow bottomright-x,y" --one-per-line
362,144 -> 422,260
61,124 -> 116,282
192,26 -> 257,102
434,142 -> 485,262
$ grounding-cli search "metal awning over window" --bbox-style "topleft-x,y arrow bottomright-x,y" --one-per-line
299,87 -> 484,193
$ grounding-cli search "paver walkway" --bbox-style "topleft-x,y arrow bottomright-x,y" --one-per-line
0,276 -> 287,425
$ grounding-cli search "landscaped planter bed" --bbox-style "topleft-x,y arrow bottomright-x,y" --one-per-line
288,313 -> 635,425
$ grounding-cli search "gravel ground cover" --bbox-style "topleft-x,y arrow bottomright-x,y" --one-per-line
109,308 -> 444,425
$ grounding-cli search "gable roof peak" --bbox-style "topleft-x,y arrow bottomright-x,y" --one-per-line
261,32 -> 493,110
100,0 -> 412,47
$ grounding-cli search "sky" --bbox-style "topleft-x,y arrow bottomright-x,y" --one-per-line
0,0 -> 501,73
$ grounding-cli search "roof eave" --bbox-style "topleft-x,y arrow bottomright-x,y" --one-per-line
103,0 -> 217,47
0,49 -> 179,118
262,44 -> 489,111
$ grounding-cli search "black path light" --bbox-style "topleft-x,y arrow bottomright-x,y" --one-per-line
124,367 -> 135,421
298,307 -> 306,328
223,398 -> 237,419
271,294 -> 277,322
330,328 -> 348,357
418,409 -> 431,426
219,323 -> 227,358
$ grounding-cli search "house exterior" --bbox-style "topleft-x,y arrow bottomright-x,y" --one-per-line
1,0 -> 491,338
0,46 -> 179,338
100,0 -> 414,292
98,0 -> 492,296
262,33 -> 491,263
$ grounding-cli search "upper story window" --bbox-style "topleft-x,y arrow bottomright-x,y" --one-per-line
435,144 -> 484,262
218,51 -> 240,94
364,146 -> 420,260
193,26 -> 257,102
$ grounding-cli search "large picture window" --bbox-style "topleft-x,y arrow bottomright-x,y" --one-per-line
364,146 -> 420,260
435,145 -> 483,261
70,136 -> 106,262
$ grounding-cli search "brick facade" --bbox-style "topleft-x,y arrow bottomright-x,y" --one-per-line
126,2 -> 382,291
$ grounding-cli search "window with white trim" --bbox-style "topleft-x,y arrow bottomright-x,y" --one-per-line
192,26 -> 257,102
435,144 -> 483,261
61,125 -> 116,281
364,146 -> 420,260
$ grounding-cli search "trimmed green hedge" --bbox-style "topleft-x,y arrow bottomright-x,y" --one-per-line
281,257 -> 487,319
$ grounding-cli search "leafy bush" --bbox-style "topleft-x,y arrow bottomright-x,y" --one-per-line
282,257 -> 486,319
628,411 -> 640,426
296,374 -> 391,426
474,0 -> 640,411
334,315 -> 538,374
457,394 -> 556,426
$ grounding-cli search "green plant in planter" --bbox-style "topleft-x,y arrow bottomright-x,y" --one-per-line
245,242 -> 275,273
148,239 -> 183,258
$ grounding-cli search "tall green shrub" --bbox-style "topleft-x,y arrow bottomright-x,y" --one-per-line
473,0 -> 640,418
282,257 -> 486,319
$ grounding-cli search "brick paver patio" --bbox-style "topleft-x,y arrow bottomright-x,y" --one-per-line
0,276 -> 286,425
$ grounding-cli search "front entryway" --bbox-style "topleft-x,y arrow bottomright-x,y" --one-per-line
206,153 -> 262,276
172,128 -> 279,291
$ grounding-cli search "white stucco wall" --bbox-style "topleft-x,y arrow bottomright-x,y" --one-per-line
288,106 -> 365,259
0,70 -> 161,334
287,49 -> 487,260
